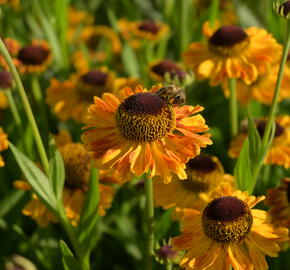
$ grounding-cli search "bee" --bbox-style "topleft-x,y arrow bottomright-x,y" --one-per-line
155,85 -> 186,106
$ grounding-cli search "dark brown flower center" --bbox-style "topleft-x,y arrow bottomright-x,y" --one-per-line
279,1 -> 290,16
209,25 -> 248,47
115,92 -> 175,142
186,155 -> 217,173
121,92 -> 167,115
60,143 -> 91,190
0,71 -> 13,89
257,120 -> 284,138
151,60 -> 186,81
81,71 -> 108,86
138,21 -> 160,34
202,196 -> 253,243
285,180 -> 290,203
18,45 -> 49,65
86,34 -> 101,51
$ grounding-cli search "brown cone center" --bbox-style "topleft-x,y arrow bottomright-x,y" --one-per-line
138,21 -> 160,34
18,45 -> 49,65
257,120 -> 284,138
279,1 -> 290,16
152,60 -> 186,80
187,155 -> 217,173
81,70 -> 108,86
209,25 -> 248,47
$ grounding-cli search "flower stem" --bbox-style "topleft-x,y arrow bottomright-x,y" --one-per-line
5,89 -> 22,128
58,205 -> 90,270
165,262 -> 172,270
145,173 -> 155,270
261,21 -> 290,149
0,38 -> 49,174
229,78 -> 238,138
209,0 -> 219,28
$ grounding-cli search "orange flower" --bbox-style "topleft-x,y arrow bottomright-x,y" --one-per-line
82,85 -> 212,184
266,178 -> 290,228
154,155 -> 234,211
118,19 -> 169,48
0,127 -> 9,167
0,92 -> 8,110
15,40 -> 52,74
15,134 -> 115,226
173,188 -> 288,270
183,25 -> 281,86
223,63 -> 290,105
0,38 -> 20,70
229,115 -> 290,168
46,68 -> 115,123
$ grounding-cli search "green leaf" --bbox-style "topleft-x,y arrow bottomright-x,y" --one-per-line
234,139 -> 253,192
77,167 -> 99,253
9,143 -> 57,211
247,111 -> 262,163
48,138 -> 65,200
0,190 -> 25,219
59,240 -> 82,270
121,43 -> 140,77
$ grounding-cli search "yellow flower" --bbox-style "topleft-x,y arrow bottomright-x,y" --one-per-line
113,77 -> 141,95
148,59 -> 188,83
67,6 -> 94,42
266,178 -> 290,228
229,115 -> 290,168
223,63 -> 290,105
15,140 -> 115,226
72,26 -> 122,71
118,19 -> 169,48
82,85 -> 212,184
46,68 -> 115,123
183,25 -> 281,86
0,92 -> 8,110
0,127 -> 8,167
16,40 -> 52,74
154,155 -> 234,211
0,0 -> 19,7
173,189 -> 289,270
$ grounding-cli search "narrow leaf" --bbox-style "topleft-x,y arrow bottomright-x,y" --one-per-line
59,240 -> 82,270
247,111 -> 262,163
121,43 -> 140,77
78,167 -> 99,251
234,139 -> 253,192
9,143 -> 56,210
48,138 -> 65,200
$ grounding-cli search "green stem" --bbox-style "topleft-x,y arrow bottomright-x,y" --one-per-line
179,0 -> 188,53
229,78 -> 238,138
165,262 -> 172,270
261,21 -> 290,149
145,174 -> 155,270
5,89 -> 22,128
209,0 -> 219,28
58,206 -> 90,270
0,38 -> 49,174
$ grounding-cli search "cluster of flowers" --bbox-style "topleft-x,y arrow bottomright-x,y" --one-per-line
1,0 -> 290,269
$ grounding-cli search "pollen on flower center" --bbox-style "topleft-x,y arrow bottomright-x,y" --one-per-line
208,25 -> 250,56
60,143 -> 91,190
202,196 -> 253,243
138,21 -> 160,34
257,120 -> 284,138
18,45 -> 49,65
115,92 -> 175,143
